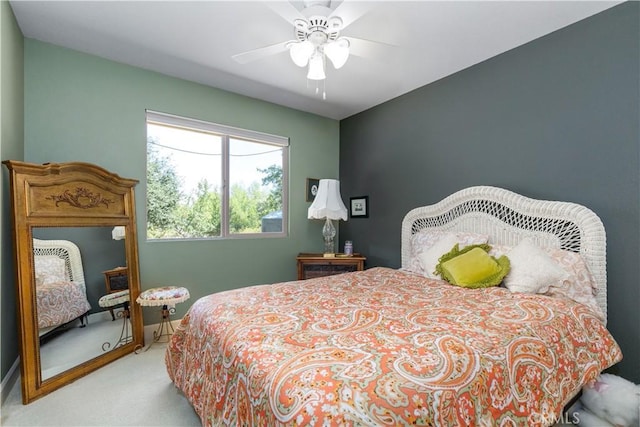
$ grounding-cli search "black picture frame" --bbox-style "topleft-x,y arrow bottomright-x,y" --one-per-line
306,178 -> 319,202
350,196 -> 369,218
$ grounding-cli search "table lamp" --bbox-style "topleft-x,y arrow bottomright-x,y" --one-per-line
308,179 -> 348,255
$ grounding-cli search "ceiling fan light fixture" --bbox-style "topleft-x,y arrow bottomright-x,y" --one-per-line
289,40 -> 314,67
307,54 -> 326,80
324,37 -> 350,69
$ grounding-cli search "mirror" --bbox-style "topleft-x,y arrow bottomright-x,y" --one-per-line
3,161 -> 143,404
34,227 -> 128,381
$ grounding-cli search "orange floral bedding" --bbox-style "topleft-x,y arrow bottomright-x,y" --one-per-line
165,267 -> 621,426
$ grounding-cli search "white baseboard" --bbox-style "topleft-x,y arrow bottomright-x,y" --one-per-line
1,358 -> 20,405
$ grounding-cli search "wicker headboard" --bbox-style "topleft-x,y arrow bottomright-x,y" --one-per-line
401,186 -> 607,322
33,238 -> 86,288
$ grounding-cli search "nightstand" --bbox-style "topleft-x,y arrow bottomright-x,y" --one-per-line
102,266 -> 128,320
297,253 -> 366,280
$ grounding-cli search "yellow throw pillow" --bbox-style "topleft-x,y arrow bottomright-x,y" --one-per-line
436,244 -> 510,289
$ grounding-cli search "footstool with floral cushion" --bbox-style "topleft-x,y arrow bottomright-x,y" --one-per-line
136,286 -> 190,351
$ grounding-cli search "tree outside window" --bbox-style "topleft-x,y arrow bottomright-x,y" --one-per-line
146,111 -> 288,240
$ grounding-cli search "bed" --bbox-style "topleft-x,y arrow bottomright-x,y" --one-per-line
33,238 -> 92,337
165,186 -> 622,426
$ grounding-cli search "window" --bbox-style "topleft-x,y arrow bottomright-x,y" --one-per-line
146,110 -> 288,240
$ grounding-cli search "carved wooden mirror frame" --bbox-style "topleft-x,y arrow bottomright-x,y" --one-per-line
3,161 -> 143,403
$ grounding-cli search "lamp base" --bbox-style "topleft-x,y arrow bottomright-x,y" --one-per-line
322,217 -> 336,254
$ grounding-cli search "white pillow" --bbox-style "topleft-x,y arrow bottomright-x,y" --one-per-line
417,234 -> 462,279
504,238 -> 568,294
407,230 -> 488,275
545,249 -> 604,321
34,255 -> 67,286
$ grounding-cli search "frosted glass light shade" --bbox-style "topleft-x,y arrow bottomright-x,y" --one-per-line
308,179 -> 348,221
289,40 -> 314,67
324,38 -> 350,69
307,54 -> 326,80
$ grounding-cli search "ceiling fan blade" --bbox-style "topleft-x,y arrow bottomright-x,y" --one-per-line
329,0 -> 372,29
232,41 -> 290,64
264,1 -> 304,26
347,36 -> 395,59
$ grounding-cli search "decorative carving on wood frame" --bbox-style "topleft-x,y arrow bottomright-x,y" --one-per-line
46,187 -> 114,209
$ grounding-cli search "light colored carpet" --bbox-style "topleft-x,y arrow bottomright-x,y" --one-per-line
1,343 -> 201,426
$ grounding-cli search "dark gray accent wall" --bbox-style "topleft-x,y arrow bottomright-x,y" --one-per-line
1,1 -> 25,382
340,3 -> 639,383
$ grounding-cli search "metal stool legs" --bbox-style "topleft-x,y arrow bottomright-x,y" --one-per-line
137,304 -> 175,353
152,304 -> 176,343
102,301 -> 132,351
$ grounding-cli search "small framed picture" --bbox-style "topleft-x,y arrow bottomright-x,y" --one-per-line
350,196 -> 369,218
306,178 -> 320,202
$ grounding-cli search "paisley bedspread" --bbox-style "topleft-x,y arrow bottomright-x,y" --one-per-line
37,280 -> 91,329
165,267 -> 622,426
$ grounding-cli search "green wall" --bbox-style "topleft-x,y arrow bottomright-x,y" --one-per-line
340,3 -> 640,383
23,40 -> 340,325
0,0 -> 24,382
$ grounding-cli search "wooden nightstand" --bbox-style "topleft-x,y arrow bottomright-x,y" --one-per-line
103,266 -> 128,320
297,253 -> 366,280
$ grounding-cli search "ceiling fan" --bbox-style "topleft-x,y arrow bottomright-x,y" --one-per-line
232,0 -> 383,97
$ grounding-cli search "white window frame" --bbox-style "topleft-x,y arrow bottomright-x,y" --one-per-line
146,110 -> 289,240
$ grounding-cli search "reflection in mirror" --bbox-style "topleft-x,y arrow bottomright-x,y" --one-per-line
33,226 -> 130,380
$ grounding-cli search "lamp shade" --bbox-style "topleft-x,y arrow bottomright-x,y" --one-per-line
308,179 -> 348,221
307,53 -> 326,81
289,40 -> 314,67
112,226 -> 126,240
324,38 -> 350,69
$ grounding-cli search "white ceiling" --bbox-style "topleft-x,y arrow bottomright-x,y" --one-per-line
10,0 -> 621,120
